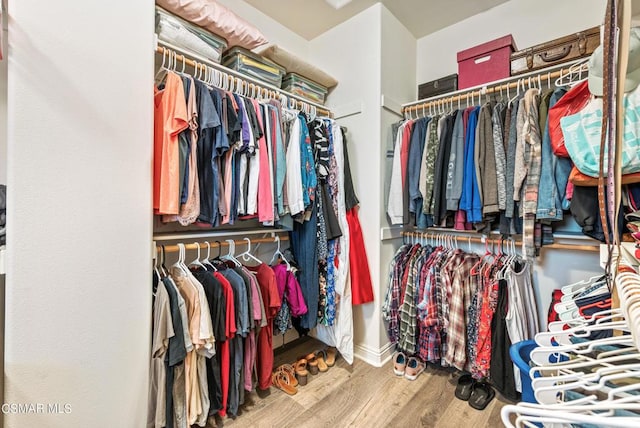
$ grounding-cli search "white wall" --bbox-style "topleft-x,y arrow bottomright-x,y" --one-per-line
416,0 -> 607,84
307,5 -> 417,365
1,5 -> 7,184
309,4 -> 385,363
378,6 -> 416,355
4,1 -> 154,426
216,0 -> 309,59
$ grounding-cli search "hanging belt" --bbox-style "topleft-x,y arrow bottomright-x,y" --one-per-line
598,0 -> 618,278
599,0 -> 631,296
614,0 -> 631,276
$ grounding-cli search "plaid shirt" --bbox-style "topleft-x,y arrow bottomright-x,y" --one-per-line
417,248 -> 443,362
444,253 -> 480,370
383,245 -> 411,344
398,246 -> 427,354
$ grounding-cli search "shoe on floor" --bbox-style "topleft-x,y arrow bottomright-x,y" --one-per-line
325,347 -> 338,367
305,352 -> 319,375
315,350 -> 329,372
393,351 -> 407,376
272,370 -> 297,395
454,373 -> 475,401
468,381 -> 495,410
404,357 -> 425,381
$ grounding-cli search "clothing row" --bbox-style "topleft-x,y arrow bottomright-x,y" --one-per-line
382,242 -> 540,401
154,69 -> 328,227
387,85 -> 627,257
288,116 -> 374,367
154,67 -> 375,364
148,255 -> 307,428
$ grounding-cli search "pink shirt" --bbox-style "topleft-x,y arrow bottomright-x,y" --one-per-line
252,100 -> 274,223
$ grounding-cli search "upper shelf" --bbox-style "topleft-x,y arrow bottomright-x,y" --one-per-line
403,58 -> 589,115
155,38 -> 332,117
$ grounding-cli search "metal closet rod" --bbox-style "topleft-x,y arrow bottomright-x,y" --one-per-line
403,60 -> 587,115
155,44 -> 333,118
157,236 -> 289,254
402,231 -> 600,253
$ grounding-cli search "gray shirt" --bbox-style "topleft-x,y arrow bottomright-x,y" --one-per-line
446,110 -> 465,211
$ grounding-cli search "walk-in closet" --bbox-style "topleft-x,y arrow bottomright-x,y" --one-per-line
2,0 -> 640,427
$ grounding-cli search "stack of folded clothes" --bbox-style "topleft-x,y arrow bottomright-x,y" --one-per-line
156,6 -> 228,63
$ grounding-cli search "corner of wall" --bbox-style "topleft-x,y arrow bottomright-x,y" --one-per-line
354,340 -> 394,368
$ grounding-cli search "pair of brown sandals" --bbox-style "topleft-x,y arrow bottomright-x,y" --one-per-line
293,348 -> 337,386
271,348 -> 338,395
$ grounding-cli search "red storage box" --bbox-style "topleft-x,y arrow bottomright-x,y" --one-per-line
457,35 -> 517,89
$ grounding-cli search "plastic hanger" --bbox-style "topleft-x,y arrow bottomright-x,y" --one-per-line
171,243 -> 189,276
270,235 -> 291,269
508,79 -> 521,106
155,48 -> 170,84
470,235 -> 492,275
561,274 -> 607,293
237,237 -> 262,265
198,241 -> 215,271
188,243 -> 207,270
554,59 -> 589,87
159,245 -> 169,277
222,239 -> 241,267
535,370 -> 640,405
502,403 -> 640,428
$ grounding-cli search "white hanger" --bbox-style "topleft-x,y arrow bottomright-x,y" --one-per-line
535,370 -> 640,405
171,243 -> 189,276
508,79 -> 521,106
155,48 -> 169,83
554,59 -> 589,87
561,274 -> 606,295
222,239 -> 241,267
201,241 -> 216,270
237,237 -> 262,264
188,243 -> 206,269
270,235 -> 291,270
502,403 -> 640,428
154,246 -> 163,286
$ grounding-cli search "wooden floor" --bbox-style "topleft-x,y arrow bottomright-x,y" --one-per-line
211,337 -> 512,428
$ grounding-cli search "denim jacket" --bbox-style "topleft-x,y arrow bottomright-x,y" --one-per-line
537,88 -> 570,220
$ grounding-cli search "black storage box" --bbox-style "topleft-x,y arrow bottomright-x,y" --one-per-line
418,74 -> 458,99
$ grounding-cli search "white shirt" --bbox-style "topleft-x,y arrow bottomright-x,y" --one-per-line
387,122 -> 406,225
286,114 -> 304,216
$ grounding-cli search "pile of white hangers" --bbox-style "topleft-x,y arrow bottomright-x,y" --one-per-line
501,273 -> 640,427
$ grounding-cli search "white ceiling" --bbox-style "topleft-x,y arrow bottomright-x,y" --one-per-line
243,0 -> 510,40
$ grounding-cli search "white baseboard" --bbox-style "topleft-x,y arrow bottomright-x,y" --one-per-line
354,341 -> 394,367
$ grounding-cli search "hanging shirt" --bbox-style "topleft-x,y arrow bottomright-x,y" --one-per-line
245,100 -> 261,216
246,263 -> 281,390
161,278 -> 188,428
177,75 -> 201,225
460,107 -> 482,223
147,280 -> 175,428
242,267 -> 267,328
194,81 -> 221,225
299,115 -> 317,213
286,115 -> 304,216
270,105 -> 287,216
154,71 -> 189,216
388,121 -> 409,224
253,101 -> 274,223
